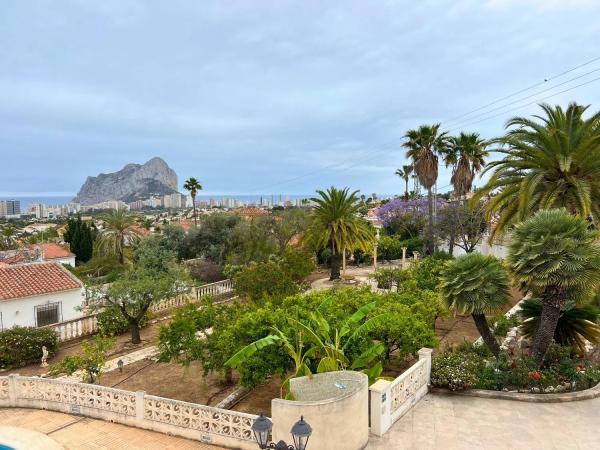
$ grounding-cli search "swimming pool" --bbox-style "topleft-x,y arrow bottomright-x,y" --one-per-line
0,444 -> 16,450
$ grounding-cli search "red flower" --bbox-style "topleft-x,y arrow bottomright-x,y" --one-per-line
534,372 -> 541,380
510,362 -> 517,369
528,372 -> 534,379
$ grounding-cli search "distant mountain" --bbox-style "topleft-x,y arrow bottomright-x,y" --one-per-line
72,157 -> 179,205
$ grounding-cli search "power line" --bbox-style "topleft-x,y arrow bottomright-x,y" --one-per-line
445,74 -> 600,132
443,55 -> 600,125
443,66 -> 600,131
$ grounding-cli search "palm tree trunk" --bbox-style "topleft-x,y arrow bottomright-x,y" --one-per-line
192,194 -> 198,227
472,313 -> 500,356
532,295 -> 564,364
404,179 -> 409,201
426,187 -> 435,254
330,248 -> 341,281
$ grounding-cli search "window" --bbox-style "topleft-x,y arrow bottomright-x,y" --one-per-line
35,302 -> 62,327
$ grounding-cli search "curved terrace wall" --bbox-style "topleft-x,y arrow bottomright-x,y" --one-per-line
271,371 -> 369,450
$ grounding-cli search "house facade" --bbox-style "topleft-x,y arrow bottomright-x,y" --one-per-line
0,262 -> 84,330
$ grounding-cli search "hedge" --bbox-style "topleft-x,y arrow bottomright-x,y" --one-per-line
0,326 -> 59,369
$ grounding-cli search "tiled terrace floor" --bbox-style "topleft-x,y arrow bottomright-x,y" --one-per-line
0,408 -> 223,450
367,393 -> 600,450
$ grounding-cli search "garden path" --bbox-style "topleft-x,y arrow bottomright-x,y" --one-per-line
367,392 -> 600,449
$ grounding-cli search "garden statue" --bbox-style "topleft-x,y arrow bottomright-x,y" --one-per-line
40,346 -> 49,367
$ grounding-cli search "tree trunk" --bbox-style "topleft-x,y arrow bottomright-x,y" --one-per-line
224,368 -> 233,385
192,194 -> 198,227
405,179 -> 409,201
532,297 -> 563,364
130,323 -> 141,344
426,187 -> 435,254
448,233 -> 455,256
330,251 -> 341,280
472,313 -> 500,356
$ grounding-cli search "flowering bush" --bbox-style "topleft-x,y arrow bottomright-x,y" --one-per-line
432,343 -> 600,392
0,326 -> 59,369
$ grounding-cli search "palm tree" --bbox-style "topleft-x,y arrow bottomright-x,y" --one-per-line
508,208 -> 600,363
403,124 -> 449,254
395,165 -> 414,201
184,177 -> 202,227
440,253 -> 510,355
0,225 -> 18,250
448,132 -> 488,199
472,103 -> 600,240
519,298 -> 600,356
96,208 -> 140,264
305,187 -> 374,280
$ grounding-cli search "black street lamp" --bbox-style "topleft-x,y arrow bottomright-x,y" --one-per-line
251,414 -> 312,450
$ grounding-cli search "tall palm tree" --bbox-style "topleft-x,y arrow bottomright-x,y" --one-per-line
440,253 -> 510,355
97,208 -> 140,264
395,165 -> 414,201
403,124 -> 449,254
183,177 -> 202,227
509,208 -> 600,364
305,187 -> 374,280
448,132 -> 488,199
473,103 -> 600,240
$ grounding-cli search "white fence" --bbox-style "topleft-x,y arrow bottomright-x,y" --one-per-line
369,348 -> 432,436
43,279 -> 234,342
0,375 -> 259,450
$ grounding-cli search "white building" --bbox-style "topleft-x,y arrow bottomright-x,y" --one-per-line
0,262 -> 84,330
0,200 -> 21,218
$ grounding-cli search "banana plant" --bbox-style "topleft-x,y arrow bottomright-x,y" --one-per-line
290,301 -> 387,374
225,326 -> 315,398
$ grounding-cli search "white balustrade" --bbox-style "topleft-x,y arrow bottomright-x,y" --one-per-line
369,348 -> 432,436
43,280 -> 234,343
0,375 -> 259,449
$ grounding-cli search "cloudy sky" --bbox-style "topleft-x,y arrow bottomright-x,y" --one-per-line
1,0 -> 600,198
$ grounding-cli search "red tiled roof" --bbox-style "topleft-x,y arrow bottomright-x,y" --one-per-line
238,207 -> 268,218
0,262 -> 82,301
33,243 -> 75,260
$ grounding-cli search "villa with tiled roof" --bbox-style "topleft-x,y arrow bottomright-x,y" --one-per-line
0,262 -> 84,330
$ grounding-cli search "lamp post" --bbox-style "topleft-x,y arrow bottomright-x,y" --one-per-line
252,414 -> 312,450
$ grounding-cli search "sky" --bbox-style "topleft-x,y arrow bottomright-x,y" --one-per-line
1,0 -> 600,199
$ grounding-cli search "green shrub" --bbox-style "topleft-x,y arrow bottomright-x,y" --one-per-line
490,314 -> 521,338
233,261 -> 301,302
431,347 -> 483,390
0,326 -> 59,369
97,306 -> 152,337
378,236 -> 403,260
431,343 -> 600,392
399,237 -> 424,256
409,255 -> 449,291
371,268 -> 409,289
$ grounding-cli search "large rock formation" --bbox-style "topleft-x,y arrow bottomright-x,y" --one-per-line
72,157 -> 179,205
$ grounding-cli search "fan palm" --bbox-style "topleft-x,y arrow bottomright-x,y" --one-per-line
183,177 -> 202,227
440,253 -> 510,355
395,165 -> 414,201
96,208 -> 140,264
519,298 -> 600,356
305,187 -> 374,280
403,124 -> 449,253
472,103 -> 600,240
508,208 -> 600,363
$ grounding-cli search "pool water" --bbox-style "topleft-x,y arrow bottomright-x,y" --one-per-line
0,445 -> 15,450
